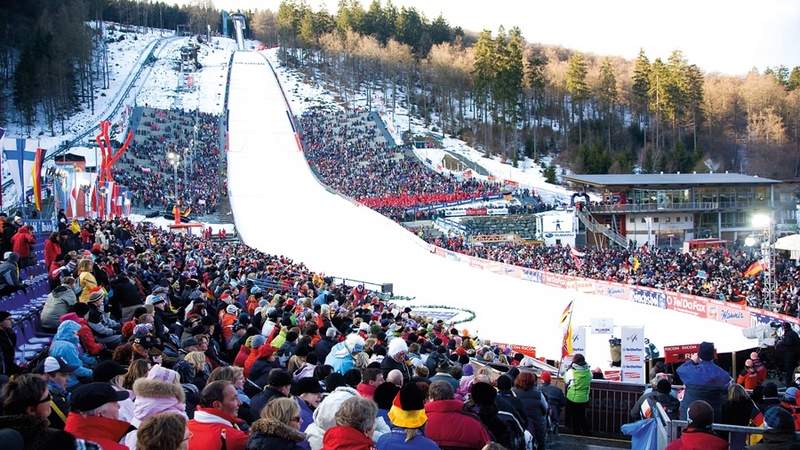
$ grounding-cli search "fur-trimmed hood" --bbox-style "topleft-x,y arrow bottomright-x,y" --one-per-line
133,378 -> 185,403
250,418 -> 306,442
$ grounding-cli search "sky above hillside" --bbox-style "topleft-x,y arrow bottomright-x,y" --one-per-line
171,0 -> 799,75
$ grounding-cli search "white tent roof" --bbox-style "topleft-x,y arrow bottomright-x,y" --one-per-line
775,234 -> 800,251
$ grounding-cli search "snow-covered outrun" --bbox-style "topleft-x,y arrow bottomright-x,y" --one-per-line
227,50 -> 753,363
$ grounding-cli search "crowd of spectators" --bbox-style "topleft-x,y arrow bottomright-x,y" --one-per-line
299,107 -> 502,220
0,214 -> 602,450
423,235 -> 800,317
116,108 -> 223,215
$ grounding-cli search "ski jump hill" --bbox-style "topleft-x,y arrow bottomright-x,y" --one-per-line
226,50 -> 754,362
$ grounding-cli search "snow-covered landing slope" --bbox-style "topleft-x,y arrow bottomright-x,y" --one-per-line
227,50 -> 753,361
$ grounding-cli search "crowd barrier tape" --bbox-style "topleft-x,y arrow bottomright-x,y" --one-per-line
427,243 -> 800,329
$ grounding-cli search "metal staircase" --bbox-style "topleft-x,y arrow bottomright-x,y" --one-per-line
576,208 -> 628,248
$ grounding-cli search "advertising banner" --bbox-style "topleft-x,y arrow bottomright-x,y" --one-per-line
621,326 -> 646,383
666,293 -> 708,318
707,300 -> 749,327
664,344 -> 700,364
631,287 -> 668,309
572,326 -> 587,356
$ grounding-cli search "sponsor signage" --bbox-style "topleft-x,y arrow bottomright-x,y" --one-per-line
621,326 -> 646,383
664,344 -> 700,364
706,300 -> 749,327
591,318 -> 614,334
572,326 -> 587,355
666,293 -> 708,318
631,288 -> 667,309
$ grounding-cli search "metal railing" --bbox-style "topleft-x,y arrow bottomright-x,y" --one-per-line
588,200 -> 770,214
587,380 -> 644,437
576,209 -> 628,248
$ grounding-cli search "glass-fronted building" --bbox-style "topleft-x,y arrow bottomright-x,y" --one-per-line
564,173 -> 780,247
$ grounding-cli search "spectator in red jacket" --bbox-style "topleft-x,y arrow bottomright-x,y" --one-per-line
188,380 -> 248,450
424,380 -> 491,450
61,307 -> 105,357
665,400 -> 728,450
44,232 -> 62,272
64,382 -> 133,450
11,225 -> 35,269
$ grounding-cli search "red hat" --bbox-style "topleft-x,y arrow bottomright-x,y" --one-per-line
455,347 -> 467,357
286,299 -> 296,307
540,372 -> 552,384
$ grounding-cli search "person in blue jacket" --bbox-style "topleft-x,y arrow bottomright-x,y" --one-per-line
48,320 -> 93,387
676,341 -> 731,420
324,333 -> 364,374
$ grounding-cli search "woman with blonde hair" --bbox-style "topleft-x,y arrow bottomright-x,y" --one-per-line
175,350 -> 210,390
136,412 -> 190,450
247,397 -> 307,450
77,258 -> 99,302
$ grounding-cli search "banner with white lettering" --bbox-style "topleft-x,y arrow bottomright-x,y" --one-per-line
621,326 -> 646,384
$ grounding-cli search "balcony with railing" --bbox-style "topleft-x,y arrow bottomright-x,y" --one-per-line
588,200 -> 770,214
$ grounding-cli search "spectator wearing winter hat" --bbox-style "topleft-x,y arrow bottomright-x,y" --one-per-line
737,359 -> 761,390
123,365 -> 187,449
325,333 -> 365,375
86,289 -> 122,347
0,252 -> 22,296
465,382 -> 515,449
306,381 -> 391,450
665,400 -> 727,450
292,377 -> 323,432
64,382 -> 134,450
382,338 -> 412,384
376,382 -> 438,450
564,353 -> 591,436
676,342 -> 732,420
48,320 -> 92,387
314,327 -> 337,363
748,406 -> 800,448
251,369 -> 293,420
220,303 -> 240,351
540,371 -> 565,431
41,356 -> 77,429
244,335 -> 271,380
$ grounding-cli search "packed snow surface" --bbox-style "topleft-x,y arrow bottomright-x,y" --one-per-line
227,50 -> 753,362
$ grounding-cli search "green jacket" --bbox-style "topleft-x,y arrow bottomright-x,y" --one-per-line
566,363 -> 591,403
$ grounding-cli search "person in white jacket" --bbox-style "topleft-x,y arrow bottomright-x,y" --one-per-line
304,385 -> 390,450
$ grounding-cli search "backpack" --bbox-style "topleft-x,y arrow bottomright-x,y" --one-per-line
497,410 -> 530,450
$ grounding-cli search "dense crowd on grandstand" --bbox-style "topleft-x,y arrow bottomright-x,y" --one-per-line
427,236 -> 800,316
0,213 -> 797,449
299,108 -> 502,220
116,108 -> 223,215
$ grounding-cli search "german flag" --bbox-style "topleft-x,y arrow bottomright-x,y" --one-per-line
743,261 -> 764,278
560,300 -> 574,359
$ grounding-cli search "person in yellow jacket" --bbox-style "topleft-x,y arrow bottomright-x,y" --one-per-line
77,258 -> 103,302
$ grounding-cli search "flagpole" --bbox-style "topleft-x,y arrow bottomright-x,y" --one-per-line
559,300 -> 575,377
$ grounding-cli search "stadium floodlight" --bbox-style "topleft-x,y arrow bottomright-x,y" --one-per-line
752,213 -> 771,229
744,235 -> 758,247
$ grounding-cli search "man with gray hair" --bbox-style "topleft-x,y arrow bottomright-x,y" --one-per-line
63,382 -> 132,450
425,380 -> 491,449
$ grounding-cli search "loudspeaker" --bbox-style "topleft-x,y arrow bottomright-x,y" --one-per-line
381,283 -> 393,295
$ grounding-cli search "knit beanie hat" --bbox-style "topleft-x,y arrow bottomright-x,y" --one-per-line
388,337 -> 409,358
388,382 -> 427,429
698,342 -> 715,361
373,382 -> 400,410
470,382 -> 497,406
764,406 -> 795,431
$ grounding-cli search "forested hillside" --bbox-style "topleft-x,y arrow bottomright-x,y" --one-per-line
0,0 -> 217,135
247,0 -> 800,178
